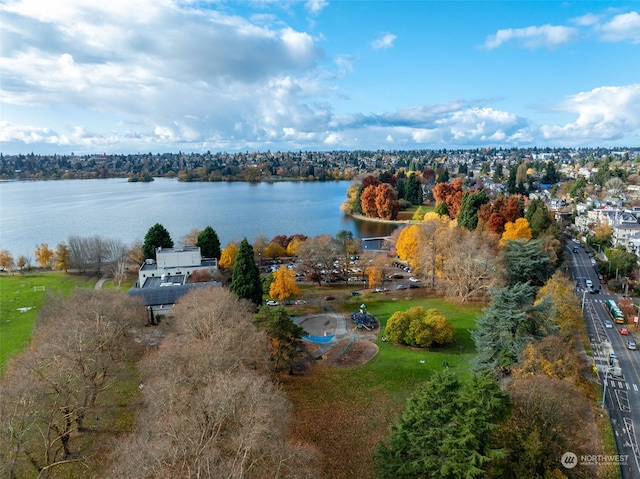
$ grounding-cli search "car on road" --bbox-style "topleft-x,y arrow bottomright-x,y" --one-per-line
324,295 -> 336,301
604,320 -> 613,328
585,279 -> 593,288
627,340 -> 637,350
266,300 -> 279,306
409,277 -> 420,283
620,327 -> 629,335
396,284 -> 408,290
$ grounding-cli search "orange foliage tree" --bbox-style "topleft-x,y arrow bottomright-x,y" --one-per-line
432,178 -> 464,219
374,184 -> 400,220
219,243 -> 238,269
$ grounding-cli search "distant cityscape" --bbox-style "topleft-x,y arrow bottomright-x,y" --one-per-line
1,147 -> 639,182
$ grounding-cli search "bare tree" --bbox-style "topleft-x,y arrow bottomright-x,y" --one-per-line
438,229 -> 498,302
105,288 -> 320,478
296,234 -> 340,285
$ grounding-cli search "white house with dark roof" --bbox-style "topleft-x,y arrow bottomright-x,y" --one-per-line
129,246 -> 220,313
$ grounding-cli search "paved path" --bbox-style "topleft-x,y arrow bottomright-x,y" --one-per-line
94,276 -> 108,290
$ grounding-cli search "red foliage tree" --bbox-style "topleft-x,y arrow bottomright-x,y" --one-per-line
361,175 -> 381,189
432,178 -> 465,219
375,183 -> 400,220
360,185 -> 379,217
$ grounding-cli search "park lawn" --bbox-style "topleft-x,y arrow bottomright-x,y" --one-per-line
0,272 -> 95,371
282,294 -> 483,479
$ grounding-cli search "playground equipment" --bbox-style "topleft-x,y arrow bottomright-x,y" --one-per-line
350,303 -> 377,330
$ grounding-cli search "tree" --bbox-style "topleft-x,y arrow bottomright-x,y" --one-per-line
500,218 -> 532,246
375,183 -> 400,220
0,249 -> 14,271
142,223 -> 173,260
496,375 -> 598,479
254,306 -> 307,373
219,242 -> 238,269
265,241 -> 286,259
502,238 -> 554,287
606,246 -> 638,278
230,238 -> 263,307
181,228 -> 201,247
404,174 -> 423,205
196,226 -> 221,259
432,178 -> 464,219
525,199 -> 553,238
360,184 -> 379,217
417,214 -> 453,289
52,241 -> 70,272
105,287 -> 320,478
296,235 -> 339,286
395,225 -> 421,269
457,190 -> 490,230
385,306 -> 455,348
374,370 -> 509,479
473,283 -> 555,372
269,265 -> 301,301
535,271 -> 582,339
34,243 -> 54,268
439,228 -> 497,302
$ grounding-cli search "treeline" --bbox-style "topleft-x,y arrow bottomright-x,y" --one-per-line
0,288 -> 320,478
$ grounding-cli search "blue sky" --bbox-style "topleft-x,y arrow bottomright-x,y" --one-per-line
1,0 -> 639,154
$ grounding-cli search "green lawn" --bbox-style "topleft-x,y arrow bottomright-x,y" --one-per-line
0,272 -> 95,371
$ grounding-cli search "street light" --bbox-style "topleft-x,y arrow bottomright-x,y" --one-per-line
582,289 -> 588,311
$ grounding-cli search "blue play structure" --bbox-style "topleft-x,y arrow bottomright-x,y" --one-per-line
350,303 -> 377,330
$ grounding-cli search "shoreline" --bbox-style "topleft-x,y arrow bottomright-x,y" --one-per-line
348,212 -> 414,226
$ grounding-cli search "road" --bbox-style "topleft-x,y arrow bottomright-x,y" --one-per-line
568,241 -> 640,478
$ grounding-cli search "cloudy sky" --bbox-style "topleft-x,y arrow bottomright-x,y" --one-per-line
1,0 -> 639,154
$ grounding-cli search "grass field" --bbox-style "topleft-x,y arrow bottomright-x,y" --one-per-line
282,291 -> 483,479
0,272 -> 95,370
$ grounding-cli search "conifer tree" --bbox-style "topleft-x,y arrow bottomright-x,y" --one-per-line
196,226 -> 221,259
230,238 -> 263,307
142,223 -> 173,260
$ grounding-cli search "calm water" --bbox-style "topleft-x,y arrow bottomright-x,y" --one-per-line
0,178 -> 398,259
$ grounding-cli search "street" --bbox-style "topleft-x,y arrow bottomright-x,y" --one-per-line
569,242 -> 640,478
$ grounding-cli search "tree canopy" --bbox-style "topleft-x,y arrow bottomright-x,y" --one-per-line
230,238 -> 263,307
142,223 -> 173,260
196,225 -> 221,259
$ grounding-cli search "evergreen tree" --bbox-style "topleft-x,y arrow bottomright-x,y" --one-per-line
142,223 -> 173,260
436,168 -> 449,183
196,226 -> 222,259
254,306 -> 307,374
374,370 -> 509,479
457,190 -> 489,230
230,238 -> 263,307
502,238 -> 554,287
472,283 -> 555,371
403,174 -> 423,205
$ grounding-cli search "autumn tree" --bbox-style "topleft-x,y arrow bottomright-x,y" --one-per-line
432,177 -> 465,219
395,225 -> 422,271
360,184 -> 379,217
142,223 -> 173,260
500,217 -> 532,246
51,241 -> 70,272
219,242 -> 238,269
495,374 -> 598,479
230,238 -> 263,307
34,243 -> 54,268
269,265 -> 301,301
366,252 -> 389,289
535,271 -> 582,339
417,213 -> 453,289
254,306 -> 307,374
374,370 -> 510,479
0,249 -> 14,271
196,225 -> 221,259
296,235 -> 339,286
265,241 -> 286,259
385,306 -> 455,348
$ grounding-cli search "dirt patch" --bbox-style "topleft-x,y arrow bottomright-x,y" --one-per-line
321,338 -> 379,367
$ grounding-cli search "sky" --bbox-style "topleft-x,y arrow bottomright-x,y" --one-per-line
1,0 -> 639,155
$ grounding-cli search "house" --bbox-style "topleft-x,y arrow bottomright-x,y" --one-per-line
128,246 -> 221,315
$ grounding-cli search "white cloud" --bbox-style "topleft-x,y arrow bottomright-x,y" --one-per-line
371,32 -> 397,50
598,11 -> 640,43
540,84 -> 640,143
483,24 -> 578,49
305,0 -> 328,14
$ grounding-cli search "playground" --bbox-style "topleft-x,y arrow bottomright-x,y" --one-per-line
296,304 -> 380,367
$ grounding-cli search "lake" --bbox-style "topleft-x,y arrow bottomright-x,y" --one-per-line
0,178 -> 399,259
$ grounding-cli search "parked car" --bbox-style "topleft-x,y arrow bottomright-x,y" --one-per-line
627,340 -> 637,350
266,300 -> 279,306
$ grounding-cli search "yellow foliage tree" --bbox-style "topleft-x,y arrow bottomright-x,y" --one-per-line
265,242 -> 286,259
500,217 -> 532,246
535,270 -> 582,339
52,241 -> 71,272
34,243 -> 54,268
286,237 -> 304,256
395,224 -> 421,267
219,243 -> 238,269
269,265 -> 301,301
